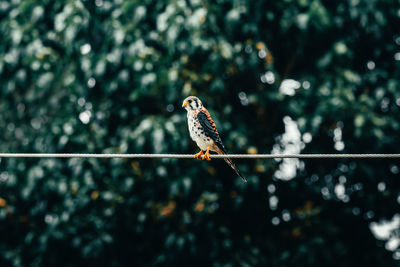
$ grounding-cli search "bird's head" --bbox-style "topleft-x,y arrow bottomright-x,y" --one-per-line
182,96 -> 202,111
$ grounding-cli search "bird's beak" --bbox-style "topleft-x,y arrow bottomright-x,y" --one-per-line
182,101 -> 188,108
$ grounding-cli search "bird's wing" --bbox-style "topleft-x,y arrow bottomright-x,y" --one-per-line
197,107 -> 226,153
197,107 -> 247,182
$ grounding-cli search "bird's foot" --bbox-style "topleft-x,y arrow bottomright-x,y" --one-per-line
202,150 -> 211,161
194,150 -> 204,160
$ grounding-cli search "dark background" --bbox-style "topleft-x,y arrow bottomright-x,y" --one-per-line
1,0 -> 400,266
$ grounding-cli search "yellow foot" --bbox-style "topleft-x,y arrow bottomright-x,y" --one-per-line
194,150 -> 204,160
202,150 -> 211,161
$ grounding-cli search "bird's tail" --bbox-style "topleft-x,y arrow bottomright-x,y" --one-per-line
215,147 -> 247,182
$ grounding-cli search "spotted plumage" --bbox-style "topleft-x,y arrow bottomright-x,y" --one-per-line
182,96 -> 247,182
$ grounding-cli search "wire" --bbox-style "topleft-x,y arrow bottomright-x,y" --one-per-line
0,153 -> 399,159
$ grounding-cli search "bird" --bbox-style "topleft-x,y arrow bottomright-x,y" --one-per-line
182,96 -> 247,182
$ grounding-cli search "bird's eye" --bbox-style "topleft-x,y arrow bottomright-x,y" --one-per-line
188,100 -> 192,103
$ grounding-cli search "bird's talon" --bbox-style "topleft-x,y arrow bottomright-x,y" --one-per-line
202,151 -> 211,161
194,151 -> 204,160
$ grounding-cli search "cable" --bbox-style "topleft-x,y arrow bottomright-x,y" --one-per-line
0,153 -> 399,158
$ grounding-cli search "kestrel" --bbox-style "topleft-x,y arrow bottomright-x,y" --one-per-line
182,96 -> 247,182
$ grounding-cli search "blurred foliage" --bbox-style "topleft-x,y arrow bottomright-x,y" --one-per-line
1,0 -> 400,266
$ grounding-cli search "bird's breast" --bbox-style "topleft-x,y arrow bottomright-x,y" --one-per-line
188,113 -> 200,140
187,111 -> 213,151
